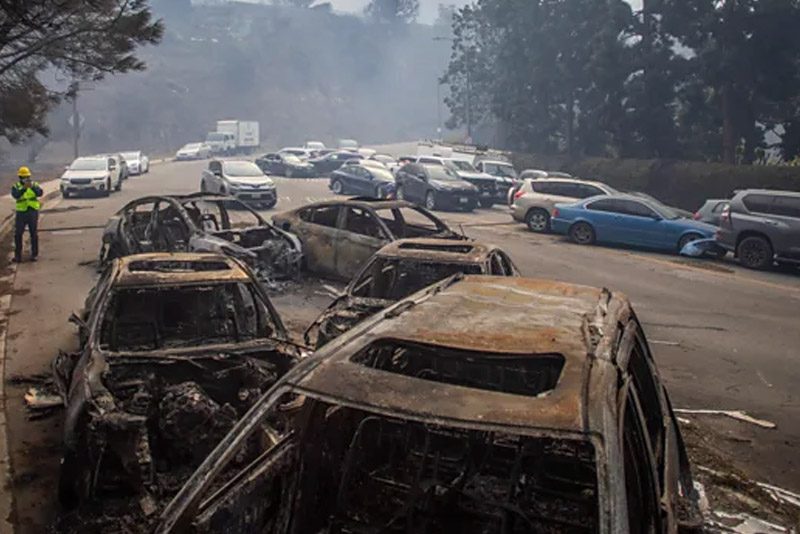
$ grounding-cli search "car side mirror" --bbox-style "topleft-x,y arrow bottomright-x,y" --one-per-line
69,311 -> 87,330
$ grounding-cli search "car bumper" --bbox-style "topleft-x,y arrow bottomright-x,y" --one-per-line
715,227 -> 737,251
435,191 -> 479,210
176,154 -> 201,160
231,189 -> 278,204
510,204 -> 526,222
288,167 -> 316,177
550,218 -> 571,235
61,181 -> 108,194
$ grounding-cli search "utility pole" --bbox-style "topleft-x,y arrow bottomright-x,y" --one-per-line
466,52 -> 472,141
70,81 -> 80,159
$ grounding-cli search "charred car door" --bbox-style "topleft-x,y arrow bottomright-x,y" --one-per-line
336,207 -> 392,280
295,205 -> 342,276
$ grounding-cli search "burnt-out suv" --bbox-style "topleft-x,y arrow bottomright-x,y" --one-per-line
305,238 -> 518,347
157,275 -> 702,533
53,253 -> 299,509
716,189 -> 800,269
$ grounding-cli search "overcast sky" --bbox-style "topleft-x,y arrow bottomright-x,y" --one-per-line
330,0 -> 643,23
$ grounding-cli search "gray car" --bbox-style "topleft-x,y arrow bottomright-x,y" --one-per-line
692,199 -> 729,226
716,189 -> 800,269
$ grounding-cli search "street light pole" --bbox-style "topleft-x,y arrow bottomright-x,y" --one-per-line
69,81 -> 80,159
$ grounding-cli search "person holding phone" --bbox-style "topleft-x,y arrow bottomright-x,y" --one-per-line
11,166 -> 43,262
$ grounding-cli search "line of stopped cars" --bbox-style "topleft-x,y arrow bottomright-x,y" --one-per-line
509,172 -> 800,270
59,151 -> 150,198
52,179 -> 706,531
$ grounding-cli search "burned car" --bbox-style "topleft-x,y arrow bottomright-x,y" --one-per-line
54,253 -> 299,510
100,193 -> 302,281
158,275 -> 702,533
272,198 -> 466,281
305,238 -> 519,347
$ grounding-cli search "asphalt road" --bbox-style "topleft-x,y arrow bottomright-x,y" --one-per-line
3,156 -> 800,532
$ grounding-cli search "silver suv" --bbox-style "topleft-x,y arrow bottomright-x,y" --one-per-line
511,178 -> 616,232
716,189 -> 800,269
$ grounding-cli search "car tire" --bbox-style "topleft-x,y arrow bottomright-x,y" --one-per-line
331,179 -> 344,195
677,232 -> 702,252
525,208 -> 550,233
569,221 -> 595,245
478,198 -> 494,208
102,179 -> 111,197
114,178 -> 122,192
737,235 -> 773,270
425,191 -> 436,210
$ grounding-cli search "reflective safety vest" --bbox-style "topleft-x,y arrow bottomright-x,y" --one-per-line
14,182 -> 41,212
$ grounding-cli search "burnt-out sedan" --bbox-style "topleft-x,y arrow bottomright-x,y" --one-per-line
157,275 -> 702,533
305,238 -> 519,347
100,193 -> 302,281
272,198 -> 466,280
53,253 -> 299,509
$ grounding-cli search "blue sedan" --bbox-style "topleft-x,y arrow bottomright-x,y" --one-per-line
551,194 -> 717,253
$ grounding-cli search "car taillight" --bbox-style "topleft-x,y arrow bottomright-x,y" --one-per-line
720,205 -> 731,225
552,208 -> 560,218
513,189 -> 525,200
693,211 -> 701,220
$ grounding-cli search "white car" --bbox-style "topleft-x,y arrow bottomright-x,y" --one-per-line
278,147 -> 314,160
60,156 -> 122,198
200,159 -> 278,209
176,143 -> 211,160
121,151 -> 150,175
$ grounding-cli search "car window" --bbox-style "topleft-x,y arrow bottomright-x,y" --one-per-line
343,207 -> 387,239
125,201 -> 157,243
772,196 -> 800,218
621,386 -> 662,534
489,253 -> 505,275
712,201 -> 729,214
742,194 -> 775,214
586,198 -> 622,213
578,185 -> 605,198
309,206 -> 339,228
628,329 -> 666,477
614,199 -> 658,218
418,157 -> 443,165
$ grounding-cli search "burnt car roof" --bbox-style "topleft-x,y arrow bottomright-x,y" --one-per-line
112,253 -> 252,287
373,238 -> 496,262
282,198 -> 423,212
295,275 -> 630,435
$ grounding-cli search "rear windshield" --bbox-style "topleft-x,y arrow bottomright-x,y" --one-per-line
99,283 -> 275,351
351,258 -> 483,300
289,403 -> 599,533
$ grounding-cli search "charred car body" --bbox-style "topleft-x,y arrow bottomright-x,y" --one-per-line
305,238 -> 519,347
54,253 -> 299,510
100,194 -> 302,281
158,275 -> 702,533
272,198 -> 466,281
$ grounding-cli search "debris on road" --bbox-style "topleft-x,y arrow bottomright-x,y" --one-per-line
23,388 -> 62,410
707,511 -> 789,533
675,409 -> 777,429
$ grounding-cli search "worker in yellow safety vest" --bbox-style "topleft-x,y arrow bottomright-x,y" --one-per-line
10,166 -> 43,262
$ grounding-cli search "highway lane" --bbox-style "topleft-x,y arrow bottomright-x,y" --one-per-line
2,157 -> 799,532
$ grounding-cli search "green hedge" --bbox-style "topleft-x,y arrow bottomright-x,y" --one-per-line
509,153 -> 800,210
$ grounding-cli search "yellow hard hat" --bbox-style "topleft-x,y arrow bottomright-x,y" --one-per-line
18,166 -> 31,178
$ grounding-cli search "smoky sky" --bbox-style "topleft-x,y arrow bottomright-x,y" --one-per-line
329,0 -> 643,23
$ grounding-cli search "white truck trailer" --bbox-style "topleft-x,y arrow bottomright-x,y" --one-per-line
215,120 -> 260,154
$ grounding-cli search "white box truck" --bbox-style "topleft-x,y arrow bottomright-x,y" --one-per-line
216,120 -> 260,154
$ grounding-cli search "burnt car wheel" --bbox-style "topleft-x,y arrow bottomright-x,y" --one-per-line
677,232 -> 703,252
569,222 -> 595,245
525,208 -> 550,233
331,179 -> 344,195
58,449 -> 93,508
737,235 -> 773,270
425,191 -> 436,210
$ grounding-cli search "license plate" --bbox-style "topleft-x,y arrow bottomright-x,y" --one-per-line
459,197 -> 469,204
250,194 -> 262,199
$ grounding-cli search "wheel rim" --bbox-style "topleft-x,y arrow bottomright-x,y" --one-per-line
741,241 -> 768,266
425,193 -> 435,209
572,224 -> 592,243
332,180 -> 342,194
527,212 -> 549,231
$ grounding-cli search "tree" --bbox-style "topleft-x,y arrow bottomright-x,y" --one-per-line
0,0 -> 163,143
364,0 -> 419,24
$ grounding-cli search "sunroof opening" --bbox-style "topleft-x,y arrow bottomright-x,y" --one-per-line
397,242 -> 474,254
127,260 -> 231,273
351,339 -> 564,397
